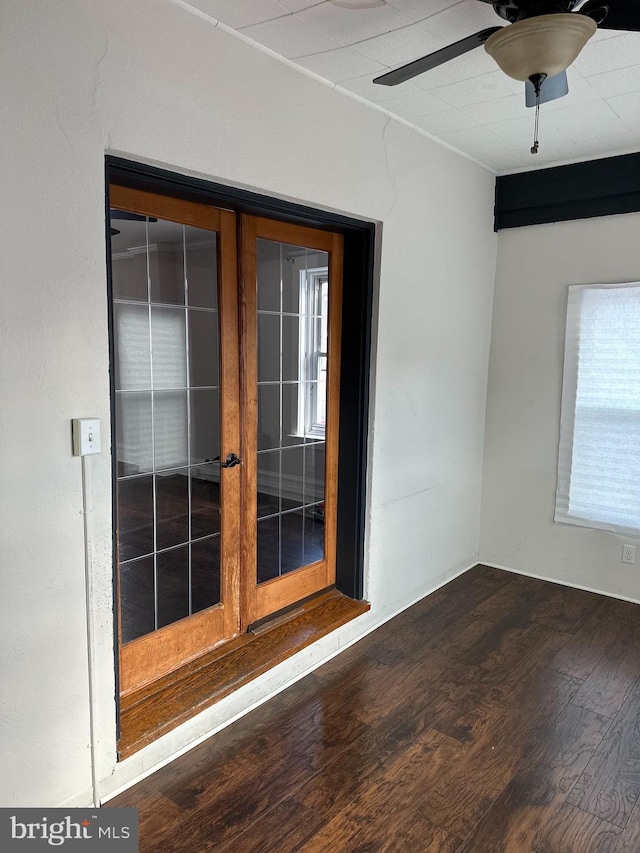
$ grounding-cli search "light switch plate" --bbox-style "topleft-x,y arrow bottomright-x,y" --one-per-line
72,418 -> 101,456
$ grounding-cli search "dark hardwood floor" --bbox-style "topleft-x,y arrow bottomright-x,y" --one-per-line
107,565 -> 640,851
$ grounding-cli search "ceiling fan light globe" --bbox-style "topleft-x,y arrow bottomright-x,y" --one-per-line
484,14 -> 596,81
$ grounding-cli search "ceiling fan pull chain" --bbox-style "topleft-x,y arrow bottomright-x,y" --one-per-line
532,98 -> 540,154
529,73 -> 546,154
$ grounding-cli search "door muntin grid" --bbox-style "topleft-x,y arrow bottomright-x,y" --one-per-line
255,240 -> 329,585
111,213 -> 223,644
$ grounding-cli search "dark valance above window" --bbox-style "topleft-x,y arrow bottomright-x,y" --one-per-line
494,152 -> 640,231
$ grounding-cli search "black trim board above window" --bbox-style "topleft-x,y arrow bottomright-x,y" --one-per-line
494,152 -> 640,231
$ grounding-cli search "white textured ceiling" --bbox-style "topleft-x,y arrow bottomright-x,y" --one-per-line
184,0 -> 640,173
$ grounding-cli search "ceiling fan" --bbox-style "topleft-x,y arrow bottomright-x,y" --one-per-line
367,0 -> 640,152
373,1 -> 639,93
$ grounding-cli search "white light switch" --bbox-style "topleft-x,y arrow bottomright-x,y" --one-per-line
72,418 -> 101,456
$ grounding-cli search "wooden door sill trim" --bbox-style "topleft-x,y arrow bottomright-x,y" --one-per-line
117,590 -> 369,759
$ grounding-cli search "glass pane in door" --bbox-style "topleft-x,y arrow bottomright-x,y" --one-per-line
255,239 -> 329,583
111,212 -> 223,643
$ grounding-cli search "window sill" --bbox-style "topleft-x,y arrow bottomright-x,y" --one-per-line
117,589 -> 369,759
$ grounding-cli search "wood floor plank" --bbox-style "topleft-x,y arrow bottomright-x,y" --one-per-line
215,797 -> 326,853
414,674 -> 587,843
134,791 -> 184,842
365,575 -> 513,668
293,677 -> 476,823
292,656 -> 525,843
456,703 -> 610,852
570,634 -> 640,719
531,582 -> 602,635
313,565 -> 508,683
451,614 -> 571,682
614,799 -> 640,851
105,566 -> 640,851
316,627 -> 485,729
297,729 -> 464,853
312,595 -> 442,681
471,564 -> 514,589
448,623 -> 576,718
481,623 -> 571,678
472,573 -> 599,635
378,816 -> 456,853
297,648 -> 588,844
550,598 -> 624,682
131,793 -> 255,853
152,693 -> 370,847
433,666 -> 582,746
535,804 -> 621,852
567,681 -> 640,828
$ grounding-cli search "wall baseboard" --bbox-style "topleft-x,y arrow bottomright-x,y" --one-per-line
479,560 -> 640,606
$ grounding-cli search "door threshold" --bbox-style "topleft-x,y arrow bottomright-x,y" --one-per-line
117,589 -> 369,759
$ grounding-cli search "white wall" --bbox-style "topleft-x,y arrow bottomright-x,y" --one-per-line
1,0 -> 497,807
481,212 -> 640,601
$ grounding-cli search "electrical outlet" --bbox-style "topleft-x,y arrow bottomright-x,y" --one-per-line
622,544 -> 636,565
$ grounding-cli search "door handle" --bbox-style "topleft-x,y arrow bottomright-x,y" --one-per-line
221,452 -> 241,468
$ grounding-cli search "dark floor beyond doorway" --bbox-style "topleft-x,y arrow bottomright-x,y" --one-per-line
118,472 -> 325,643
108,565 -> 640,852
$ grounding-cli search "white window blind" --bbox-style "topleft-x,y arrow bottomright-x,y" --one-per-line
116,303 -> 188,474
555,282 -> 640,536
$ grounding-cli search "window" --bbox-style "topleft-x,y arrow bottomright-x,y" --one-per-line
555,282 -> 640,536
298,267 -> 328,439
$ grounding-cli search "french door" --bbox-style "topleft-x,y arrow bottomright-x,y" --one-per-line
240,215 -> 342,626
108,186 -> 342,694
